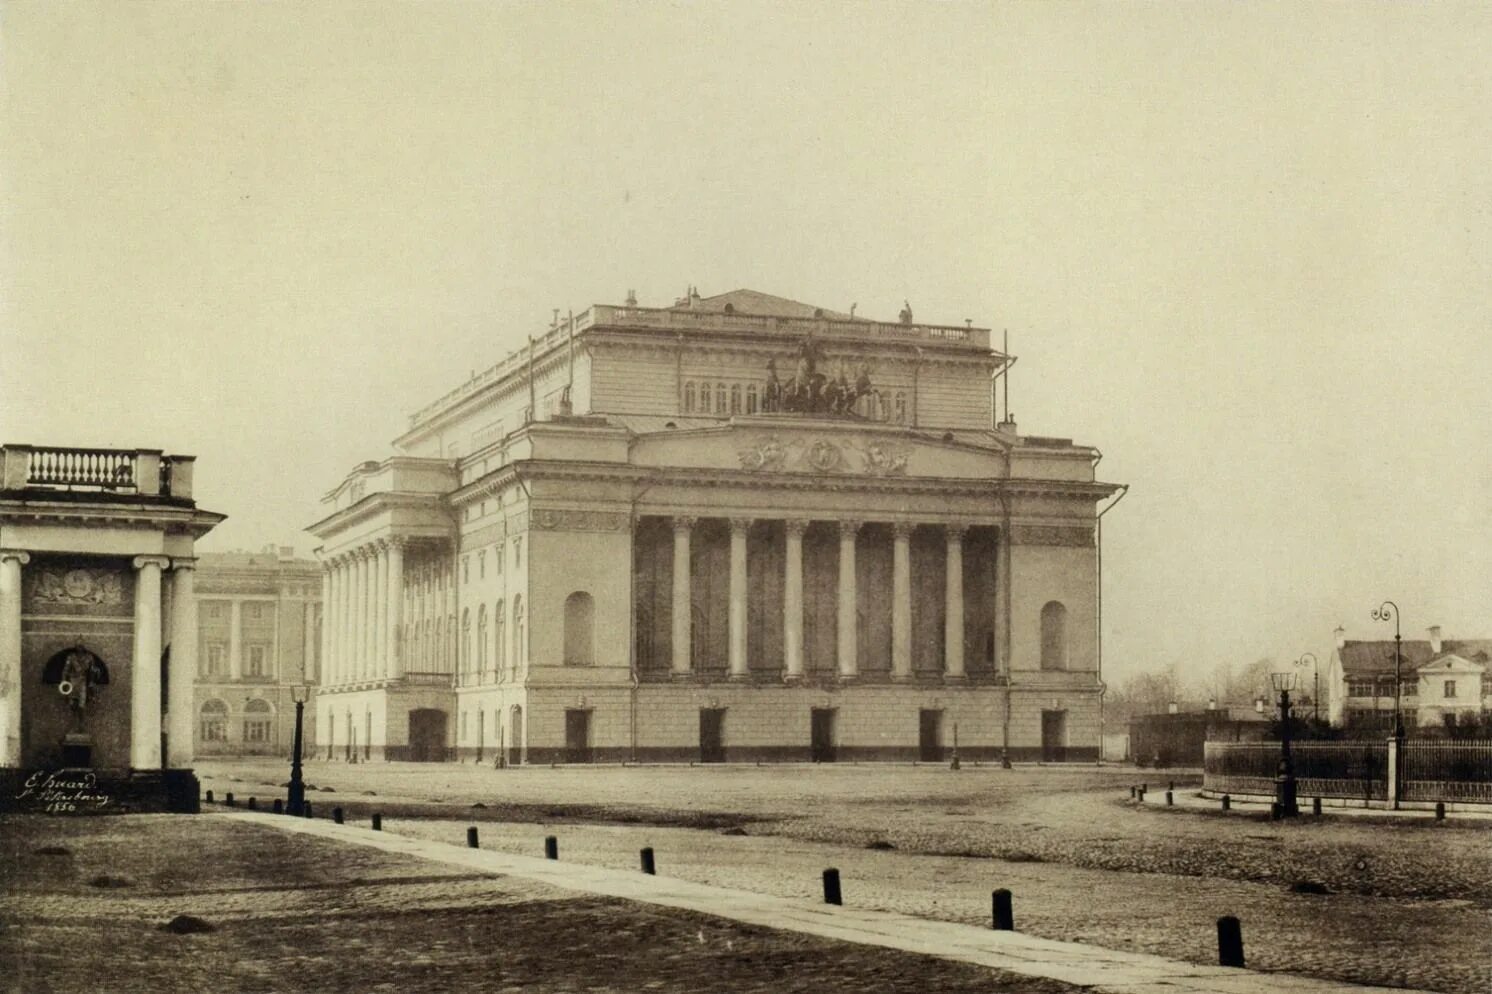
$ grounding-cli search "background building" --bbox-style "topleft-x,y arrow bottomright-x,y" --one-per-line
309,289 -> 1122,764
194,547 -> 321,756
1327,625 -> 1491,733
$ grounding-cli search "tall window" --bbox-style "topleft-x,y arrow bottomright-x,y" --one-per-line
746,384 -> 759,413
477,605 -> 488,678
715,383 -> 727,414
684,382 -> 696,412
1444,679 -> 1457,698
495,600 -> 506,676
246,645 -> 269,678
494,542 -> 503,575
203,643 -> 226,677
514,537 -> 523,569
461,609 -> 472,680
729,384 -> 742,414
478,551 -> 485,579
247,602 -> 262,620
243,699 -> 273,743
1040,601 -> 1068,671
199,699 -> 228,742
894,392 -> 908,424
513,596 -> 526,670
563,591 -> 595,666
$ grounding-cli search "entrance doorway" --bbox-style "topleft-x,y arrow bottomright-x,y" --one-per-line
564,709 -> 592,764
699,708 -> 726,763
408,709 -> 448,762
810,708 -> 837,763
1041,710 -> 1067,763
918,709 -> 944,762
508,705 -> 524,767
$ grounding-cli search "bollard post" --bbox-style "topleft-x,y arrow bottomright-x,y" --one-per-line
1165,790 -> 1173,806
545,836 -> 559,860
1169,781 -> 1175,792
822,868 -> 842,906
332,806 -> 344,825
1137,788 -> 1145,803
372,813 -> 383,831
467,827 -> 479,848
272,798 -> 283,815
640,847 -> 656,875
1129,786 -> 1136,799
205,790 -> 214,804
248,797 -> 258,811
1313,796 -> 1323,817
1141,783 -> 1148,793
1435,801 -> 1445,821
992,888 -> 1014,930
1221,794 -> 1231,811
1217,916 -> 1245,968
225,792 -> 235,807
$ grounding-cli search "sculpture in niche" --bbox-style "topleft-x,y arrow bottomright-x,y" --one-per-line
42,645 -> 110,723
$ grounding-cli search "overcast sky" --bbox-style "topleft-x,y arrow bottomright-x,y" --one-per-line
3,3 -> 1488,687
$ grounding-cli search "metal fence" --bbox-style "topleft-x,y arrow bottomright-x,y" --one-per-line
1204,741 -> 1389,802
1401,740 -> 1492,803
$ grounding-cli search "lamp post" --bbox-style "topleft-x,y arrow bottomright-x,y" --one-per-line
1271,670 -> 1298,818
287,683 -> 309,816
1295,652 -> 1320,725
1371,601 -> 1403,739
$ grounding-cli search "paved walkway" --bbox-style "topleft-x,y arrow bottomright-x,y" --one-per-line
1131,785 -> 1492,821
221,809 -> 1423,994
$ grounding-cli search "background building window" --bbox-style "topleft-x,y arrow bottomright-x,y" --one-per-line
243,699 -> 273,743
204,643 -> 226,677
246,644 -> 269,678
1444,679 -> 1457,698
247,603 -> 262,620
495,600 -> 507,676
199,699 -> 228,742
477,605 -> 488,676
730,383 -> 742,414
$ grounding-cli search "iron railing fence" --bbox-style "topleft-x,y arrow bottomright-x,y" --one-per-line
1204,741 -> 1389,801
1402,740 -> 1492,803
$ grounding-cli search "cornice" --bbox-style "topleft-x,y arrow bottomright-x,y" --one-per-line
306,490 -> 454,540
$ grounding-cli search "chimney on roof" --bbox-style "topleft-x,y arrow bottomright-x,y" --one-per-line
1334,625 -> 1346,650
625,289 -> 637,307
688,285 -> 701,309
1429,625 -> 1442,655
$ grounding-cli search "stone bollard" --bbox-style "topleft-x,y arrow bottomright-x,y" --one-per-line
332,807 -> 344,825
1129,786 -> 1136,799
1221,794 -> 1231,811
640,847 -> 656,875
1137,788 -> 1146,803
1165,790 -> 1174,806
1312,796 -> 1323,817
467,827 -> 479,849
225,792 -> 235,807
205,790 -> 214,804
1217,916 -> 1245,968
248,797 -> 258,811
272,798 -> 283,815
1141,783 -> 1148,794
991,888 -> 1014,931
372,813 -> 382,831
1168,781 -> 1175,792
545,836 -> 559,860
822,868 -> 842,906
1435,801 -> 1446,821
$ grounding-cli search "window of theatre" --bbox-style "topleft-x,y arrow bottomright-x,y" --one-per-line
243,699 -> 273,743
684,382 -> 696,413
563,591 -> 595,666
199,699 -> 228,742
1040,601 -> 1068,671
477,605 -> 488,675
746,384 -> 759,413
512,595 -> 526,669
203,643 -> 226,677
495,600 -> 507,676
461,609 -> 472,679
246,644 -> 269,678
715,383 -> 728,414
730,384 -> 742,414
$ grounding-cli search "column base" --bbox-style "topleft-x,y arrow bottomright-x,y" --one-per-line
728,671 -> 750,682
782,672 -> 804,684
943,673 -> 969,684
891,671 -> 914,682
670,672 -> 695,682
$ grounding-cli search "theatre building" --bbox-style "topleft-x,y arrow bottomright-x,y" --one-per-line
309,289 -> 1121,764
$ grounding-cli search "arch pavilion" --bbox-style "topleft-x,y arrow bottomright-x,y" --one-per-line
308,289 -> 1122,764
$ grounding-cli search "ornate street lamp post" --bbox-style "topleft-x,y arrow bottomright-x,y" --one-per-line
1371,601 -> 1403,739
287,683 -> 309,816
1271,671 -> 1299,818
1295,652 -> 1320,724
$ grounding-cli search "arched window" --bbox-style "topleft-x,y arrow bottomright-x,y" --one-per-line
746,384 -> 759,414
477,604 -> 488,678
715,383 -> 728,414
684,382 -> 696,412
199,699 -> 228,742
512,595 -> 526,670
729,384 -> 742,414
243,698 -> 274,744
461,609 -> 472,681
563,591 -> 595,665
495,599 -> 506,677
1040,601 -> 1068,671
894,392 -> 907,424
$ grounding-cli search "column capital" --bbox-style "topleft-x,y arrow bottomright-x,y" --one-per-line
169,557 -> 197,572
945,523 -> 969,541
783,518 -> 810,539
838,519 -> 863,538
728,517 -> 754,536
671,515 -> 698,533
0,550 -> 31,566
132,554 -> 172,571
891,521 -> 916,540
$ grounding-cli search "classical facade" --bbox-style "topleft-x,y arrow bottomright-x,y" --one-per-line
194,547 -> 322,756
1328,625 -> 1491,732
309,289 -> 1121,763
0,443 -> 223,811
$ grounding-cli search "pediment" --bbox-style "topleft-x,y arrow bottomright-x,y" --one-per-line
629,420 -> 1008,481
1416,654 -> 1485,674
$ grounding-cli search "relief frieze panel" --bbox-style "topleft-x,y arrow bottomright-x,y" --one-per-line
1009,525 -> 1095,548
23,566 -> 132,616
736,435 -> 911,477
529,509 -> 628,532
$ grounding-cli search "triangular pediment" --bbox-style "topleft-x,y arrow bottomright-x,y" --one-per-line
1416,653 -> 1485,674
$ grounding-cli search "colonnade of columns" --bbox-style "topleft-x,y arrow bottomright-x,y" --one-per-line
0,551 -> 196,770
663,518 -> 975,681
321,537 -> 405,688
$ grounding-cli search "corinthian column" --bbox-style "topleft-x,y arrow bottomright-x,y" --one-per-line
891,523 -> 913,680
167,558 -> 197,767
386,538 -> 405,680
670,517 -> 696,678
0,550 -> 30,767
356,549 -> 370,681
373,541 -> 389,680
727,518 -> 751,680
944,524 -> 967,680
132,555 -> 171,769
836,520 -> 861,679
782,520 -> 806,681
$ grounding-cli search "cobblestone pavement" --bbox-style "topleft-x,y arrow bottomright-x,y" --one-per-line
200,761 -> 1492,993
0,815 -> 1085,994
